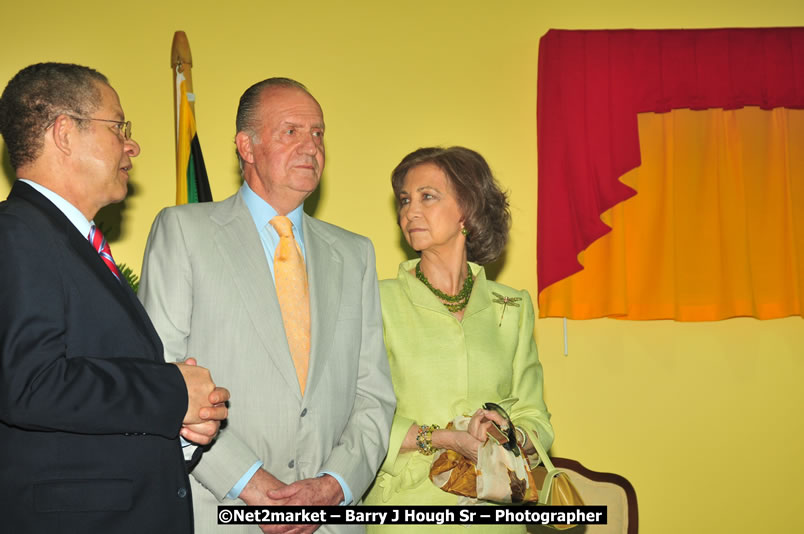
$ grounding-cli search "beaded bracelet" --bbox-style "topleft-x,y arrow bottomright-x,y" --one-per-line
415,424 -> 440,455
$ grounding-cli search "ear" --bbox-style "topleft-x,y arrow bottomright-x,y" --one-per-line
235,131 -> 255,165
50,114 -> 75,156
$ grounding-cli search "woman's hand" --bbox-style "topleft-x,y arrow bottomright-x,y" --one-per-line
431,410 -> 505,463
432,428 -> 485,463
400,409 -> 516,462
467,408 -> 507,442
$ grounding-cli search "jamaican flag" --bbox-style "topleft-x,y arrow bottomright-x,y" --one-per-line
175,68 -> 212,204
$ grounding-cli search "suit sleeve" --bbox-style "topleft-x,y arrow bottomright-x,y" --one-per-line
377,307 -> 416,476
139,209 -> 193,363
0,213 -> 187,437
140,208 -> 261,499
318,239 -> 396,499
509,290 -> 555,453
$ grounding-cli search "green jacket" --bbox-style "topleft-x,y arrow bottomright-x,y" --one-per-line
365,259 -> 554,507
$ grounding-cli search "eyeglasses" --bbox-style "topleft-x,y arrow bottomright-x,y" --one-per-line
67,115 -> 132,140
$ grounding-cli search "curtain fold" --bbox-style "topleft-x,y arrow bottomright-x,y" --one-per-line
537,28 -> 804,300
538,107 -> 804,320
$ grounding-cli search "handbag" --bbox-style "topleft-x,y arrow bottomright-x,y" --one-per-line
429,404 -> 584,523
529,428 -> 585,530
429,417 -> 540,503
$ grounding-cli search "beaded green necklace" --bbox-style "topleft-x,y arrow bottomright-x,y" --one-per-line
415,262 -> 474,313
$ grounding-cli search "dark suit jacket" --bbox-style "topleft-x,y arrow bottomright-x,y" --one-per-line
0,181 -> 193,533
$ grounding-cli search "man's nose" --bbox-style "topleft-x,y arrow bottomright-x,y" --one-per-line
125,137 -> 141,157
297,134 -> 318,155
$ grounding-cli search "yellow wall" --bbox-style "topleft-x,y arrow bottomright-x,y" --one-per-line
2,1 -> 803,532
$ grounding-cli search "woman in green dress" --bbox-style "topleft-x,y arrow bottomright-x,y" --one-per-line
364,147 -> 554,533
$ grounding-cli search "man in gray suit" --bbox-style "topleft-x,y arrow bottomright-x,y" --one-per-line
139,78 -> 395,533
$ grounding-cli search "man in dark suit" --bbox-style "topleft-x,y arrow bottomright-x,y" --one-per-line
0,62 -> 229,533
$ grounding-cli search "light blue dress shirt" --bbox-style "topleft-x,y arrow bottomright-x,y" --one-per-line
241,180 -> 307,279
226,182 -> 353,505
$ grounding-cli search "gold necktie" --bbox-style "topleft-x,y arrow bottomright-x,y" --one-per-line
270,215 -> 310,394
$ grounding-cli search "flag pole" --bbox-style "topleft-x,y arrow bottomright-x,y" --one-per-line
170,31 -> 212,205
171,31 -> 194,150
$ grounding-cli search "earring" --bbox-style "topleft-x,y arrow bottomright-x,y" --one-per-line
461,227 -> 469,236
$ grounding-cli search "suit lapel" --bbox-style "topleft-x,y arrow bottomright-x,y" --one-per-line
401,259 -> 453,316
302,215 -> 343,398
461,263 -> 492,319
10,182 -> 162,357
211,192 -> 302,399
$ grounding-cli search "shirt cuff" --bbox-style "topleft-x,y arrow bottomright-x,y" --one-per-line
226,460 -> 264,500
318,471 -> 352,505
180,436 -> 197,462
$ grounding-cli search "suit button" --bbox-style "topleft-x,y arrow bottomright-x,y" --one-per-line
288,460 -> 295,468
300,408 -> 307,417
177,487 -> 187,498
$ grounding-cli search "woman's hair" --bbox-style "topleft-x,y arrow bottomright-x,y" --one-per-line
391,146 -> 510,265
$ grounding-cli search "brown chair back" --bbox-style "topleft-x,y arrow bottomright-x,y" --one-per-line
527,457 -> 638,534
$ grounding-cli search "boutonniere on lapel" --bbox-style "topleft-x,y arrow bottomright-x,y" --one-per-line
492,292 -> 521,326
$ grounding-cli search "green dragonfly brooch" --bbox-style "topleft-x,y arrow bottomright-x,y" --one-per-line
492,292 -> 522,326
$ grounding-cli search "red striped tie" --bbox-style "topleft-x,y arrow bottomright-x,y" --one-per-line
88,225 -> 121,281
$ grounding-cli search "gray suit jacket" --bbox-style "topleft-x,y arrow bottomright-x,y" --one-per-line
139,190 -> 395,533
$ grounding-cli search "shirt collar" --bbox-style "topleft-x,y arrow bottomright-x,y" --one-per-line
240,181 -> 305,243
19,179 -> 93,238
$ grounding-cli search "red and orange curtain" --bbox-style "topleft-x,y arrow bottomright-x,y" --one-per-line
537,28 -> 804,321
